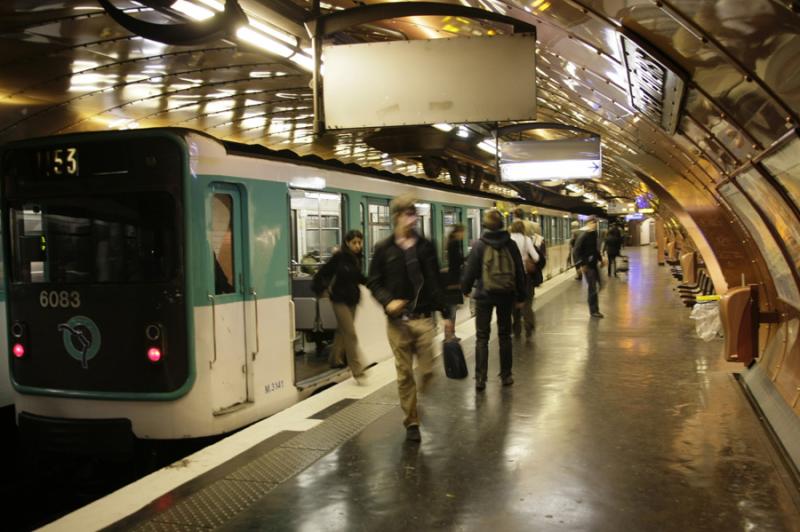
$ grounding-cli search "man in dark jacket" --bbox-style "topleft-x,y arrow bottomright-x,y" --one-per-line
367,195 -> 453,442
460,209 -> 526,391
602,225 -> 623,277
572,218 -> 604,318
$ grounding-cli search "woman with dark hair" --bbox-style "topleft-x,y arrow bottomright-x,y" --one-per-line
313,230 -> 367,381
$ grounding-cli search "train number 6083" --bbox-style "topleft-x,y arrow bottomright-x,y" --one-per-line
39,290 -> 81,308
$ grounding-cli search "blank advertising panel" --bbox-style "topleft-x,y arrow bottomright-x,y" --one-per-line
322,33 -> 536,129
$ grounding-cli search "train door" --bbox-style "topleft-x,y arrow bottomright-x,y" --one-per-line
289,190 -> 343,384
207,186 -> 248,413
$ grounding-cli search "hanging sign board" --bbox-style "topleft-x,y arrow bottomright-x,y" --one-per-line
322,33 -> 536,129
499,137 -> 602,182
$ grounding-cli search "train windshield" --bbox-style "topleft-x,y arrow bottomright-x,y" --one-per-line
8,193 -> 177,284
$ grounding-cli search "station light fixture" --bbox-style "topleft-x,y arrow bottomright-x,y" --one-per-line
501,159 -> 601,181
172,0 -> 215,20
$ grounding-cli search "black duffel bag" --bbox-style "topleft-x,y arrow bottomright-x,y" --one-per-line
442,338 -> 468,379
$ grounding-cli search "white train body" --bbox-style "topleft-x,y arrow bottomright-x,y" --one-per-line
3,129 -> 574,441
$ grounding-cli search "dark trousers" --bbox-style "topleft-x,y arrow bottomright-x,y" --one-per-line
583,265 -> 600,314
475,298 -> 514,381
607,253 -> 619,276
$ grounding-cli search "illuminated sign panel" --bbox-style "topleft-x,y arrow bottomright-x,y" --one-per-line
499,137 -> 601,182
323,33 -> 537,129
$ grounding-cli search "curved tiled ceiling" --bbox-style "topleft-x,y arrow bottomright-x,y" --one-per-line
0,0 -> 798,213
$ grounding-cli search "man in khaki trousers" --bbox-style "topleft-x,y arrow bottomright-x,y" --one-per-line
367,195 -> 453,442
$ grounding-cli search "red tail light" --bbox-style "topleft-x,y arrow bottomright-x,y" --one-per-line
147,347 -> 162,363
12,343 -> 25,358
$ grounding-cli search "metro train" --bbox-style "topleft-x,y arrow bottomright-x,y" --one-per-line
1,128 -> 576,448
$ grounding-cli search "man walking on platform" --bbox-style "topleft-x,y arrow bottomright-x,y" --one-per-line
461,210 -> 527,391
367,195 -> 453,443
572,218 -> 605,318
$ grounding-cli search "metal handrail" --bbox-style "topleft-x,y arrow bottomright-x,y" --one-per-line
208,293 -> 217,366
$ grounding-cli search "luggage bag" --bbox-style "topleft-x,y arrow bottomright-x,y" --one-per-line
616,255 -> 629,273
442,338 -> 468,379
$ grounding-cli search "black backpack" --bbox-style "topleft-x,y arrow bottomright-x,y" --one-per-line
442,339 -> 468,379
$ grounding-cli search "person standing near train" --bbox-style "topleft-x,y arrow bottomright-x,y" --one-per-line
572,217 -> 605,318
367,195 -> 453,442
461,210 -> 527,390
602,225 -> 623,277
445,224 -> 466,325
313,230 -> 368,381
509,220 -> 538,339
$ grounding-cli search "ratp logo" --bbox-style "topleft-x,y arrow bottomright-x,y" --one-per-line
58,316 -> 101,369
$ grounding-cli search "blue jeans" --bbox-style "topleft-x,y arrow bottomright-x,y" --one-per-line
474,298 -> 514,381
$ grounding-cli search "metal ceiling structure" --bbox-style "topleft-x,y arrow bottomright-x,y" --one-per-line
1,2 -> 799,268
2,0 -> 795,206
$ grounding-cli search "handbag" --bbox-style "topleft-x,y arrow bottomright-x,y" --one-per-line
524,257 -> 536,275
442,338 -> 468,379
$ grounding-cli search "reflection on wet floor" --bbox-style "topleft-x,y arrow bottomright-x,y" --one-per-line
218,247 -> 799,530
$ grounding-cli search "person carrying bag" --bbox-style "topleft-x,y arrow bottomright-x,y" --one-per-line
312,230 -> 367,381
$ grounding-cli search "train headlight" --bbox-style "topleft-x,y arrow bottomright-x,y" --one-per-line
147,347 -> 162,363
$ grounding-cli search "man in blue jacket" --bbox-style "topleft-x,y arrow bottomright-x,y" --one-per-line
461,210 -> 526,391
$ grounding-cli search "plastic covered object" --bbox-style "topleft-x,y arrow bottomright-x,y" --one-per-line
689,301 -> 722,341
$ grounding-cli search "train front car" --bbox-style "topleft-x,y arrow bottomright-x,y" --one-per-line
2,131 -> 189,452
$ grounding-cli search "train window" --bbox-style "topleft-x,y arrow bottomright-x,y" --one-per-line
415,202 -> 432,239
210,193 -> 235,295
9,194 -> 176,284
719,183 -> 800,310
466,208 -> 480,251
367,202 -> 391,263
291,191 -> 342,277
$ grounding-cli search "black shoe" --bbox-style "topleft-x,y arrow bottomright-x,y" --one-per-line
590,312 -> 604,318
406,425 -> 421,442
501,375 -> 514,386
476,379 -> 486,391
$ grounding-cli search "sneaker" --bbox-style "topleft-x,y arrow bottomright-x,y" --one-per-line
475,379 -> 486,391
406,425 -> 421,442
501,375 -> 514,386
590,312 -> 604,318
353,373 -> 369,386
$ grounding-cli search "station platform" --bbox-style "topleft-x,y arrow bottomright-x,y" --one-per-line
47,248 -> 800,531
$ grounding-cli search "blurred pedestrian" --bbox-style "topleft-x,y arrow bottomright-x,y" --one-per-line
367,195 -> 453,442
509,220 -> 538,339
572,218 -> 604,318
313,230 -> 367,379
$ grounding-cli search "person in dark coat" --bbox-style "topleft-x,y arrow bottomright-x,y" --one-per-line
461,209 -> 526,391
445,224 -> 466,324
367,195 -> 453,442
313,230 -> 367,378
603,226 -> 623,277
572,219 -> 604,318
